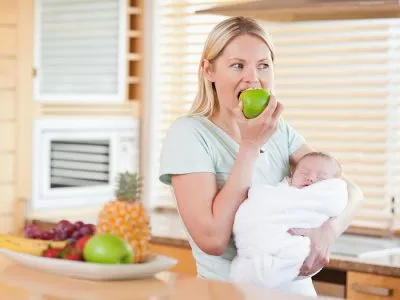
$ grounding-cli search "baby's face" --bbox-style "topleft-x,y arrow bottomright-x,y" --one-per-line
291,156 -> 339,188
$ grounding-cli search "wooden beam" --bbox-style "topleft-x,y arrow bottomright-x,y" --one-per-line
195,0 -> 400,22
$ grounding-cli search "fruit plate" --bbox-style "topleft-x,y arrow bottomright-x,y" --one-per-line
0,247 -> 177,281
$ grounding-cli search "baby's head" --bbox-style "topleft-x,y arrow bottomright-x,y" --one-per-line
289,152 -> 342,188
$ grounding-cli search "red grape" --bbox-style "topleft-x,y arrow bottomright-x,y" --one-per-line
71,231 -> 81,240
24,224 -> 40,238
59,219 -> 71,225
74,221 -> 84,229
64,224 -> 75,237
88,224 -> 96,233
32,229 -> 43,239
40,232 -> 52,240
79,225 -> 92,236
56,220 -> 71,230
24,224 -> 37,238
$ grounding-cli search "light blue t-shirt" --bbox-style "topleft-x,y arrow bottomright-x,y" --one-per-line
158,115 -> 305,281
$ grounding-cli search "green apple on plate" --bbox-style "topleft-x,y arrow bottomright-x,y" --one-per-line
83,233 -> 133,264
239,88 -> 270,119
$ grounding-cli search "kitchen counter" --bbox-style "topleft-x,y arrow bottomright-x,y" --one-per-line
153,218 -> 400,278
0,256 -> 338,299
150,211 -> 400,278
28,208 -> 400,278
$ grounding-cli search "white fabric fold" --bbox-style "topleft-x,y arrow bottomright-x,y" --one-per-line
230,178 -> 348,290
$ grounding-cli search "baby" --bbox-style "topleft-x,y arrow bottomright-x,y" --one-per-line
230,152 -> 348,291
287,151 -> 342,189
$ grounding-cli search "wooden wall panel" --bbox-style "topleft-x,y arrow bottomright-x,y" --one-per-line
0,0 -> 17,233
0,215 -> 13,233
0,123 -> 15,151
0,185 -> 14,214
0,28 -> 16,56
0,154 -> 14,183
0,60 -> 16,89
0,91 -> 15,120
0,0 -> 17,25
13,0 -> 34,233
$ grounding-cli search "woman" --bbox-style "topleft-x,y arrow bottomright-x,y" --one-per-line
159,16 -> 363,296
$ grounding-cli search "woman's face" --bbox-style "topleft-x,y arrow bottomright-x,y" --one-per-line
203,34 -> 274,113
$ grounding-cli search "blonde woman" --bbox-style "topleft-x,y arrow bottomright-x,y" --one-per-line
159,16 -> 363,296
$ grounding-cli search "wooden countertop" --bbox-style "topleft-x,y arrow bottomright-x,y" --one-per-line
28,208 -> 400,278
0,256 -> 337,299
149,214 -> 400,278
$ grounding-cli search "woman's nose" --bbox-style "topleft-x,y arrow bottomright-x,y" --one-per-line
243,67 -> 259,83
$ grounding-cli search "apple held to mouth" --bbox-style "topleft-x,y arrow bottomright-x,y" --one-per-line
239,88 -> 270,119
83,233 -> 133,264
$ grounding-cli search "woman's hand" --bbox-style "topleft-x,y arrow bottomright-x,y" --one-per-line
288,218 -> 337,276
233,95 -> 283,150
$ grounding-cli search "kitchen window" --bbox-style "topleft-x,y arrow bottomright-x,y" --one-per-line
146,0 -> 400,235
33,0 -> 127,103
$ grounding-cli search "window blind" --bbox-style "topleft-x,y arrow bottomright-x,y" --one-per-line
389,21 -> 400,234
269,19 -> 400,233
34,0 -> 126,102
151,0 -> 400,234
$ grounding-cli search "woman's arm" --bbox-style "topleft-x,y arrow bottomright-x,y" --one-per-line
171,143 -> 259,256
330,173 -> 364,236
288,144 -> 364,276
170,96 -> 282,256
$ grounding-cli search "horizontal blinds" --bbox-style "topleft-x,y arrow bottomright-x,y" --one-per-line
35,0 -> 123,99
153,0 -> 400,232
389,21 -> 400,233
153,0 -> 245,208
269,18 -> 398,231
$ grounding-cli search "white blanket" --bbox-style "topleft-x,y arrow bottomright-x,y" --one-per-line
230,178 -> 348,290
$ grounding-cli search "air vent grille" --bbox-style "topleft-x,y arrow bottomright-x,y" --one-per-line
50,140 -> 110,188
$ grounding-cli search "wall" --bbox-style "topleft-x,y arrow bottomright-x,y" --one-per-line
0,0 -> 18,233
0,0 -> 142,233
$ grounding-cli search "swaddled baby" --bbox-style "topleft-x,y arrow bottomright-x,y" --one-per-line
230,152 -> 348,290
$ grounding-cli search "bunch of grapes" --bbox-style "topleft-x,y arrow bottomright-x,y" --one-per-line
25,220 -> 96,242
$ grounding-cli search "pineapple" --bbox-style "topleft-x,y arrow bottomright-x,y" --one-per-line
97,171 -> 151,263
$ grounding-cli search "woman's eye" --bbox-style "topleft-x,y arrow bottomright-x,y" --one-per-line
231,63 -> 243,70
258,63 -> 269,70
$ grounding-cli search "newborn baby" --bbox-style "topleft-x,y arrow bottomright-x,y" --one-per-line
288,151 -> 342,188
230,152 -> 348,291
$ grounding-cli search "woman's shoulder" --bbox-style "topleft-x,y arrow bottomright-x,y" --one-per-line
165,115 -> 214,142
162,115 -> 213,150
168,115 -> 208,132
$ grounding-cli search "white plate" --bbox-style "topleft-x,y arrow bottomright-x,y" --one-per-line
0,247 -> 177,281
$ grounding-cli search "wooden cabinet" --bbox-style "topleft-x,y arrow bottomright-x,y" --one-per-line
347,272 -> 400,299
150,243 -> 197,277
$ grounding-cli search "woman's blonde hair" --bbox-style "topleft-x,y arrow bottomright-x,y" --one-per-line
188,16 -> 275,117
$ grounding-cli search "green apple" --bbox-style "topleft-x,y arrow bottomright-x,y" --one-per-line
83,233 -> 133,264
239,88 -> 270,119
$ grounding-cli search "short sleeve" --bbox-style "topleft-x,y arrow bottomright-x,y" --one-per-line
159,117 -> 216,185
279,117 -> 306,155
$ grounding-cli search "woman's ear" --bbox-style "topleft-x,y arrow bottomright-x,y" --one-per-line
201,59 -> 215,82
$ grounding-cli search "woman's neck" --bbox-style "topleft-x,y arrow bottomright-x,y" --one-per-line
209,109 -> 241,143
